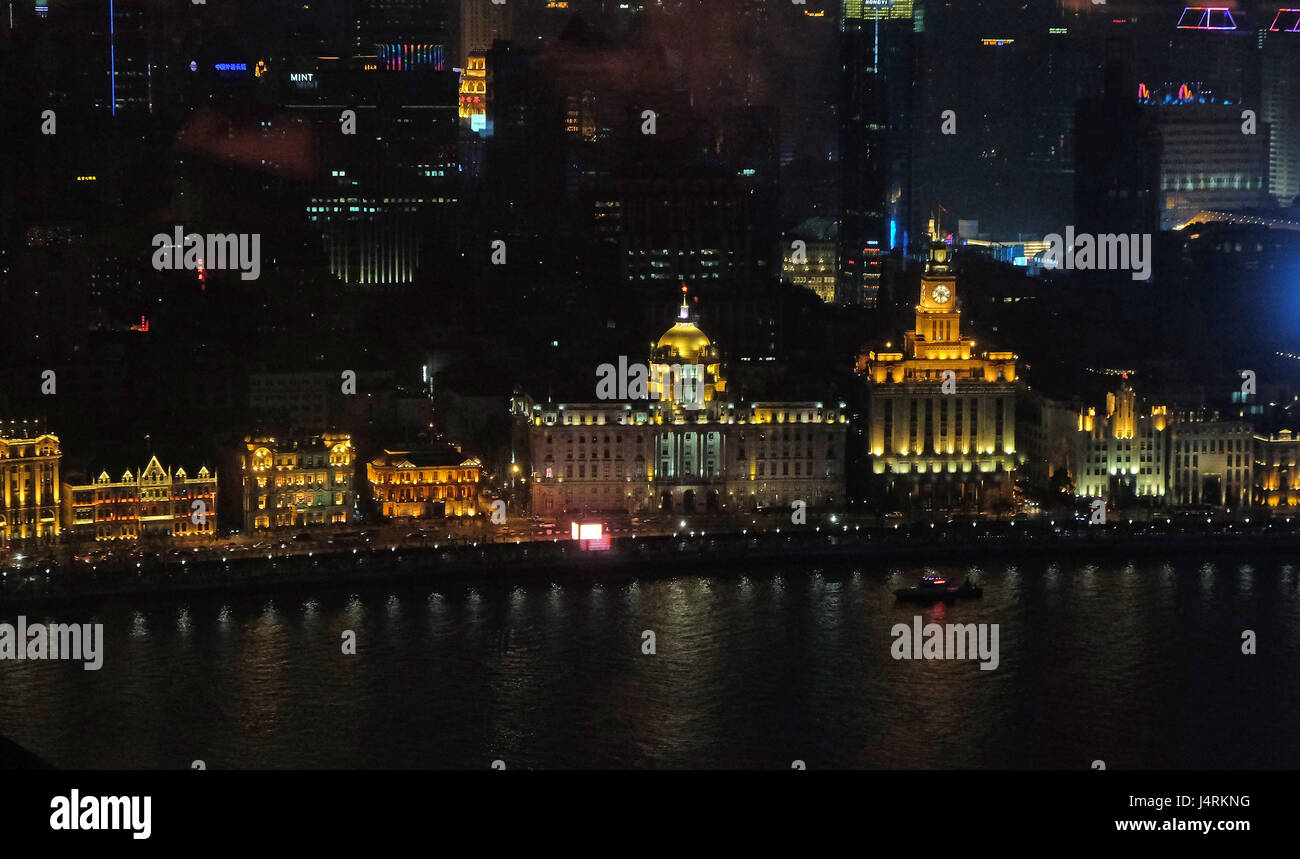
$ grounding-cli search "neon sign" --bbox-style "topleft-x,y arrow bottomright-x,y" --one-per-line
1176,7 -> 1237,29
1270,9 -> 1300,32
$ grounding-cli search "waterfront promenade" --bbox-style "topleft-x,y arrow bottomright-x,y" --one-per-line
3,515 -> 1297,606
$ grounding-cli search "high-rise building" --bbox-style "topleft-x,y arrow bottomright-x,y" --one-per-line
0,422 -> 61,545
836,0 -> 891,306
616,165 -> 753,286
460,0 -> 511,67
780,218 -> 838,304
295,63 -> 461,286
1075,34 -> 1162,238
353,0 -> 451,67
1261,23 -> 1300,205
858,239 -> 1020,511
1155,103 -> 1271,229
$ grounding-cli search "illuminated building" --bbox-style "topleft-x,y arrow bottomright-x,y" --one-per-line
352,0 -> 449,65
857,239 -> 1020,511
459,0 -> 510,69
1155,104 -> 1272,230
842,0 -> 914,24
521,295 -> 847,516
617,166 -> 753,286
780,218 -> 838,304
62,457 -> 217,541
367,448 -> 484,518
837,1 -> 890,307
1168,418 -> 1253,508
0,422 -> 61,544
458,51 -> 489,132
1254,430 -> 1300,510
837,0 -> 923,303
1074,383 -> 1168,503
1262,24 -> 1300,205
240,433 -> 354,530
298,67 -> 460,286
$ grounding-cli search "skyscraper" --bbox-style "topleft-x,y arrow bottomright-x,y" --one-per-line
353,0 -> 451,68
836,0 -> 891,307
1261,21 -> 1300,206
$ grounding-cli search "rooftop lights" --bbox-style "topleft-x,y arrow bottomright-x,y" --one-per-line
1176,6 -> 1237,29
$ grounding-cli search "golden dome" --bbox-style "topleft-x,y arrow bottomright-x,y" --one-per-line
657,321 -> 711,360
656,291 -> 711,360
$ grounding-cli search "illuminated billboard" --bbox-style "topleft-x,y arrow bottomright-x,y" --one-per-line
570,522 -> 604,541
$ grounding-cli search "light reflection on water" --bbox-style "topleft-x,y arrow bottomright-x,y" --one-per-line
1,552 -> 1298,769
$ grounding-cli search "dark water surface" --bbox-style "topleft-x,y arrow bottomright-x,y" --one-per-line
2,551 -> 1296,769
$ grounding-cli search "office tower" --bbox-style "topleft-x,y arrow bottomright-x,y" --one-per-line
615,164 -> 752,287
298,63 -> 461,286
460,0 -> 511,67
1075,35 -> 1161,238
1261,17 -> 1300,205
1155,102 -> 1271,229
780,218 -> 838,304
837,0 -> 889,306
353,0 -> 451,68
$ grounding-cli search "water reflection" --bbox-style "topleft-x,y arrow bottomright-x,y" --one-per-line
1,552 -> 1298,769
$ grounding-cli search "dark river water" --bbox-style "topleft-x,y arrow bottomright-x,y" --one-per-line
2,550 -> 1297,769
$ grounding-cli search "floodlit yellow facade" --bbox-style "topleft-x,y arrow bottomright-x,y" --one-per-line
0,423 -> 61,544
858,240 -> 1021,511
63,457 -> 217,541
458,52 -> 487,125
241,433 -> 354,530
368,450 -> 484,518
1255,430 -> 1300,509
1074,383 -> 1168,502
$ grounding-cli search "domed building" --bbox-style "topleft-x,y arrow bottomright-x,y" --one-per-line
647,293 -> 727,407
516,293 -> 847,518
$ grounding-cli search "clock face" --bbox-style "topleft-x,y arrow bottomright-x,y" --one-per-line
931,285 -> 951,304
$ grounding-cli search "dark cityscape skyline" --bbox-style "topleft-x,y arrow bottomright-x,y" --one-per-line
2,0 -> 1300,792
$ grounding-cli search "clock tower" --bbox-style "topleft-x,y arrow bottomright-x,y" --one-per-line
910,241 -> 968,361
856,234 -> 1022,513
